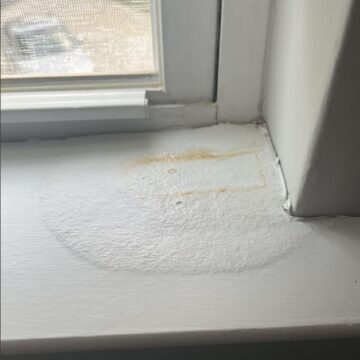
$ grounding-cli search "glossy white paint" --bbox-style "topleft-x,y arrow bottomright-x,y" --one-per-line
1,103 -> 217,141
2,124 -> 360,354
1,89 -> 147,122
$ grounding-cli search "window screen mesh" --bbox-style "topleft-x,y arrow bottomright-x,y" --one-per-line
1,0 -> 155,78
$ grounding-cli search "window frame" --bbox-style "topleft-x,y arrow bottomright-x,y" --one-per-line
1,0 -> 272,141
1,0 -> 221,140
216,0 -> 272,123
1,0 -> 164,93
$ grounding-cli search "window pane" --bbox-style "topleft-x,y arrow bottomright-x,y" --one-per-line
1,0 -> 156,78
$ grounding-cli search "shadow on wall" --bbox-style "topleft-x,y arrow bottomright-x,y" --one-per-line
3,338 -> 360,360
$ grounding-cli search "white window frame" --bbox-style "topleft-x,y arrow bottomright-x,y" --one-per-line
217,0 -> 272,123
1,0 -> 271,140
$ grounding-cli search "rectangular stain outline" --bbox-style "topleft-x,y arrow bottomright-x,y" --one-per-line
122,148 -> 267,197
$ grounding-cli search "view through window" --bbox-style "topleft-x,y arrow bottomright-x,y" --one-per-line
1,0 -> 156,79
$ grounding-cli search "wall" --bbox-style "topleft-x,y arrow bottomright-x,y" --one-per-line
263,0 -> 358,216
295,0 -> 360,216
217,0 -> 271,122
3,338 -> 360,359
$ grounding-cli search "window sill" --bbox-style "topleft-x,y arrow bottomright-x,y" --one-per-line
1,123 -> 360,355
1,99 -> 217,141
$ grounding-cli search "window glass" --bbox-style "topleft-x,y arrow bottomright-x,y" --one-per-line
1,0 -> 155,78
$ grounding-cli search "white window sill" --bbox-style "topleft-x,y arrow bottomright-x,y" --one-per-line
1,123 -> 360,355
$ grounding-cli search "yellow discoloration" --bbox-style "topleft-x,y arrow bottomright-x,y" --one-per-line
124,148 -> 260,171
162,184 -> 266,198
255,153 -> 267,189
122,147 -> 267,197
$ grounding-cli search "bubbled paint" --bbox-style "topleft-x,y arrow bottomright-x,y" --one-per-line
39,124 -> 310,273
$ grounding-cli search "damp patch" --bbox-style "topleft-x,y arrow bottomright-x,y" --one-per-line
39,124 -> 310,274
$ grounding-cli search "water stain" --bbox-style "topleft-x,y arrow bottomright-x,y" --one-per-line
39,125 -> 306,274
124,148 -> 260,172
122,148 -> 267,197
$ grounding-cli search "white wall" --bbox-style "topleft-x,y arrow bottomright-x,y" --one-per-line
217,0 -> 271,122
263,0 -> 352,214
